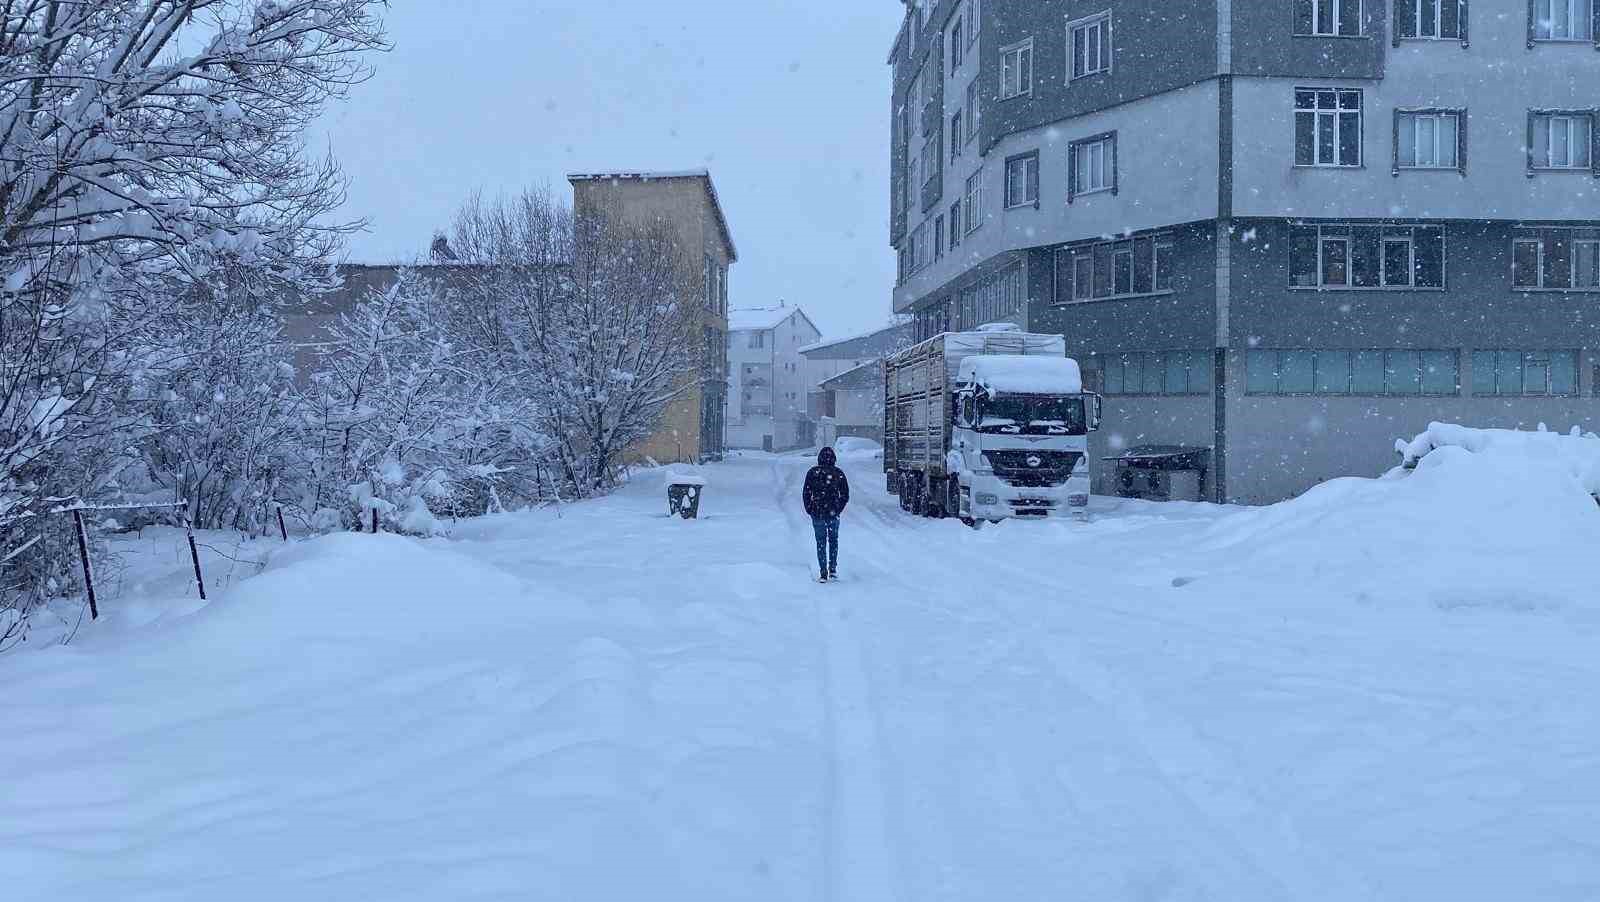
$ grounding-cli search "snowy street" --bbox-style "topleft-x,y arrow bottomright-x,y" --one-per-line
5,449 -> 1598,901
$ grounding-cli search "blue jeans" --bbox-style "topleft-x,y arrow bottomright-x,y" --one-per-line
812,516 -> 839,575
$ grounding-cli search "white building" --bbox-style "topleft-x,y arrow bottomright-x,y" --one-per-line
727,305 -> 821,451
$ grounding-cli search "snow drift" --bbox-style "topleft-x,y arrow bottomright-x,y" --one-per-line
1199,423 -> 1600,613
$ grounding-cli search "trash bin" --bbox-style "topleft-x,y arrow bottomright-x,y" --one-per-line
665,473 -> 707,519
1103,445 -> 1211,502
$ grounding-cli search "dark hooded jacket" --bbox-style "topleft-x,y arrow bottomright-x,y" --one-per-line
803,447 -> 850,519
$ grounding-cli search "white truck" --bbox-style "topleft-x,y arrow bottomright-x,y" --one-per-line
883,325 -> 1101,523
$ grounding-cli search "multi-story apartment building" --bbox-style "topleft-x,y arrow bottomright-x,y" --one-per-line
889,0 -> 1600,503
570,170 -> 736,463
727,304 -> 822,451
799,320 -> 917,443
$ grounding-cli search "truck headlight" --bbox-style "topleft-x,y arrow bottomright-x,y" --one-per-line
975,493 -> 999,506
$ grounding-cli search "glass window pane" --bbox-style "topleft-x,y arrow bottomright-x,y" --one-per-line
1532,116 -> 1551,168
1352,350 -> 1386,393
1321,238 -> 1349,286
1548,234 -> 1574,289
1397,0 -> 1418,36
1155,241 -> 1175,291
1472,351 -> 1498,395
1524,354 -> 1550,395
1317,0 -> 1335,33
1438,114 -> 1458,167
1143,352 -> 1166,394
1399,114 -> 1418,166
1165,353 -> 1188,394
1247,350 -> 1278,394
1352,228 -> 1381,287
1576,242 -> 1600,287
1296,112 -> 1315,165
1417,115 -> 1437,166
1413,227 -> 1444,288
1386,350 -> 1422,394
1513,240 -> 1541,288
1383,239 -> 1411,287
1338,0 -> 1361,35
1551,351 -> 1578,394
1104,356 -> 1124,394
1133,237 -> 1154,294
1315,350 -> 1351,394
1093,244 -> 1113,297
1553,117 -> 1572,167
1295,88 -> 1317,110
1338,112 -> 1361,165
1318,113 -> 1336,164
1114,247 -> 1133,295
1420,0 -> 1439,36
1422,350 -> 1457,394
1441,0 -> 1460,36
1497,350 -> 1524,395
1290,226 -> 1319,286
1189,351 -> 1214,394
1281,350 -> 1315,393
1074,254 -> 1092,299
1576,116 -> 1593,168
1123,352 -> 1144,394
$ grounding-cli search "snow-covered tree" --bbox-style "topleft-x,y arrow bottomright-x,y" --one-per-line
1,0 -> 387,625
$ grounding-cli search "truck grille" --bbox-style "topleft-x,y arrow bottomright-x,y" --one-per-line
983,450 -> 1082,488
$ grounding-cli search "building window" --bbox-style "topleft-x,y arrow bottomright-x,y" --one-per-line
1069,12 -> 1112,80
1395,109 -> 1464,171
966,0 -> 980,48
1248,349 -> 1459,395
1000,39 -> 1033,100
951,18 -> 964,70
1532,0 -> 1595,41
1296,0 -> 1364,36
1397,0 -> 1465,38
949,201 -> 962,248
966,79 -> 980,145
1288,224 -> 1444,288
1295,89 -> 1363,166
922,134 -> 942,192
910,220 -> 933,273
748,332 -> 765,349
950,112 -> 963,161
1004,152 -> 1039,208
1068,132 -> 1116,200
1529,111 -> 1595,171
1053,234 -> 1175,303
1473,350 -> 1579,395
963,169 -> 983,234
1511,228 -> 1600,289
1100,351 -> 1213,395
934,214 -> 946,260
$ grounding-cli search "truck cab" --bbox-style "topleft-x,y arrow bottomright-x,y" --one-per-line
949,356 -> 1101,520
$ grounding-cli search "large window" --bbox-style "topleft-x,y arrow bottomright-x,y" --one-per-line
934,214 -> 945,260
1397,0 -> 1465,38
967,263 -> 1026,324
1004,152 -> 1039,208
1529,111 -> 1595,171
1069,12 -> 1112,80
1288,224 -> 1445,289
1472,350 -> 1579,396
966,0 -> 980,49
1068,132 -> 1116,200
1296,0 -> 1364,36
949,201 -> 962,249
1053,234 -> 1175,303
1100,351 -> 1213,395
1511,228 -> 1600,289
1000,39 -> 1033,100
965,79 -> 980,145
963,169 -> 983,234
951,18 -> 964,71
1395,109 -> 1463,171
1295,89 -> 1363,167
922,134 -> 941,191
1247,349 -> 1459,396
950,112 -> 963,162
1532,0 -> 1595,41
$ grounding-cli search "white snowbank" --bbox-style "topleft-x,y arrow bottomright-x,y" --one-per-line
959,355 -> 1083,395
833,436 -> 882,459
1200,423 -> 1600,613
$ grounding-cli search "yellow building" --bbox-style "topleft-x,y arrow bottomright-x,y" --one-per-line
569,170 -> 737,464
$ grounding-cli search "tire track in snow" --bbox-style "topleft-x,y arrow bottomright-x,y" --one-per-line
773,459 -> 901,902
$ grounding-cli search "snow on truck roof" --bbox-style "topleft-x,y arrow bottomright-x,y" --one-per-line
959,356 -> 1083,395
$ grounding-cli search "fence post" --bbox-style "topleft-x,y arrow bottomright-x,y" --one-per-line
276,505 -> 288,542
71,509 -> 99,621
186,529 -> 207,601
371,508 -> 378,534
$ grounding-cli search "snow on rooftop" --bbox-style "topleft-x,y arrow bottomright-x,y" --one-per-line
959,356 -> 1083,395
798,320 -> 910,355
728,306 -> 797,331
565,169 -> 712,181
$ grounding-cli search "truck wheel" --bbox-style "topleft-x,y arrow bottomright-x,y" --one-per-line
925,477 -> 946,519
898,473 -> 913,512
909,475 -> 926,516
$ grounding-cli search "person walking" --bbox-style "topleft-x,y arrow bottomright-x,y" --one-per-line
802,447 -> 850,582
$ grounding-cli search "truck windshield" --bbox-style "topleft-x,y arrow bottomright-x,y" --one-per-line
976,395 -> 1087,435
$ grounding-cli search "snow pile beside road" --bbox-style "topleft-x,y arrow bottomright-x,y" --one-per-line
833,436 -> 882,459
1201,424 -> 1600,613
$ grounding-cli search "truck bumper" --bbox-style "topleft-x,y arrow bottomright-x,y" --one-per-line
965,474 -> 1091,520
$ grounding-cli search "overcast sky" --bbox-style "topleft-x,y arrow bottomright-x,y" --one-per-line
319,1 -> 905,339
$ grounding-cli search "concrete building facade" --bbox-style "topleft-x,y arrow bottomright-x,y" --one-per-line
570,170 -> 737,464
726,305 -> 822,451
888,0 -> 1600,503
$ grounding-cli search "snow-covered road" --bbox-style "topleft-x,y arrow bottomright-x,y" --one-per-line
5,451 -> 1598,901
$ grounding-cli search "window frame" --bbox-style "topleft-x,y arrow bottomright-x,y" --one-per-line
950,111 -> 963,162
1067,10 -> 1113,81
1246,348 -> 1460,396
1395,0 -> 1468,42
1003,150 -> 1041,209
951,17 -> 964,72
1472,349 -> 1581,396
1097,350 -> 1214,397
949,201 -> 962,249
1527,109 -> 1598,174
1393,107 -> 1467,175
1296,0 -> 1367,37
1295,88 -> 1365,168
1510,227 -> 1600,291
1529,0 -> 1597,43
965,79 -> 980,146
1288,223 -> 1447,290
963,167 -> 984,235
1051,233 -> 1176,305
1067,131 -> 1117,202
999,38 -> 1034,101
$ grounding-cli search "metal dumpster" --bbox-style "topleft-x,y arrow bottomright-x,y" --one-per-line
1104,445 -> 1211,502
